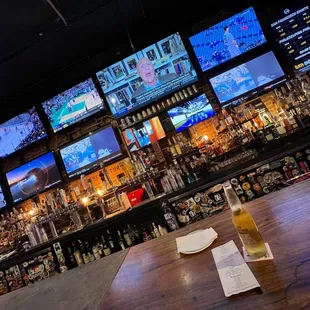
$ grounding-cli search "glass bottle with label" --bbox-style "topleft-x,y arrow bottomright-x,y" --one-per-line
168,139 -> 177,157
106,230 -> 115,252
73,241 -> 84,266
101,236 -> 111,256
161,201 -> 179,231
117,231 -> 126,250
123,226 -> 133,247
68,246 -> 78,268
223,181 -> 267,259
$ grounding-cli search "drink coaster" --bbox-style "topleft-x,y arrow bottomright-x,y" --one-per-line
243,243 -> 274,263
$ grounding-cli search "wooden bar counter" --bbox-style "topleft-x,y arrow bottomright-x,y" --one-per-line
101,179 -> 310,310
1,179 -> 310,310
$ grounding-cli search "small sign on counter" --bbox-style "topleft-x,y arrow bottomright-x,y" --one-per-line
211,240 -> 260,297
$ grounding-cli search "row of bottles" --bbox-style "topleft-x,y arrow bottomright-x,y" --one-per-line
66,222 -> 169,269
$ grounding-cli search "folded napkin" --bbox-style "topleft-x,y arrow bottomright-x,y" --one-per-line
176,228 -> 218,254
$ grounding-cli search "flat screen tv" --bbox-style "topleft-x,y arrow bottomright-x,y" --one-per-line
0,107 -> 47,158
209,51 -> 286,107
122,128 -> 140,152
269,3 -> 310,74
60,126 -> 122,178
42,78 -> 104,133
6,152 -> 62,204
122,116 -> 166,150
96,33 -> 198,118
168,94 -> 215,132
189,7 -> 267,72
0,185 -> 6,209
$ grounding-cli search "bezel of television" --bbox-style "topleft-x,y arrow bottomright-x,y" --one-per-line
41,78 -> 105,133
0,107 -> 47,158
0,184 -> 7,209
167,94 -> 216,132
59,125 -> 123,178
6,152 -> 62,204
209,51 -> 286,108
96,32 -> 198,118
189,7 -> 267,72
123,116 -> 166,150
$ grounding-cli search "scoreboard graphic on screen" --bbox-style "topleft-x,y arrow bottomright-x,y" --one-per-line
270,5 -> 310,74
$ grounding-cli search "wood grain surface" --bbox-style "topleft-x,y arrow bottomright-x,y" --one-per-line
101,179 -> 310,310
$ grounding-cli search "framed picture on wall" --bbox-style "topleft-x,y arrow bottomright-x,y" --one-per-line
158,34 -> 180,56
142,44 -> 161,61
110,61 -> 126,82
123,54 -> 139,74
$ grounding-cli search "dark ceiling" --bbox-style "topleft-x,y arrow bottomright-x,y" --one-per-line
0,0 -> 280,121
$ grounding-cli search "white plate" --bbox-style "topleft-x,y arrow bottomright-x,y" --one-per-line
179,237 -> 217,255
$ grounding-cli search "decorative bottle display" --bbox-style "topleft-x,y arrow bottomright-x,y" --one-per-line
223,181 -> 267,259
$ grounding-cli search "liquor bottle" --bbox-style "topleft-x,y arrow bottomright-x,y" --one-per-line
152,223 -> 161,238
123,226 -> 133,247
106,230 -> 115,252
92,243 -> 101,260
223,181 -> 267,258
94,237 -> 104,258
68,247 -> 78,268
172,136 -> 182,155
101,236 -> 111,256
117,231 -> 126,250
85,241 -> 95,262
161,201 -> 179,231
78,239 -> 90,264
72,242 -> 83,266
141,224 -> 152,242
168,138 -> 177,157
133,225 -> 143,244
158,225 -> 165,236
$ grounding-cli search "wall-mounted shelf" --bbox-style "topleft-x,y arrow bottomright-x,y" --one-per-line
119,90 -> 204,130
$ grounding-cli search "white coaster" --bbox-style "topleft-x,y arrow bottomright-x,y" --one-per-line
243,243 -> 274,263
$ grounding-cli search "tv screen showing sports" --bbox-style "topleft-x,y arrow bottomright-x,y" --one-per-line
209,51 -> 286,107
132,117 -> 166,148
96,33 -> 198,118
0,185 -> 6,209
42,78 -> 104,133
6,152 -> 62,204
189,7 -> 266,72
168,94 -> 215,132
60,126 -> 122,178
0,108 -> 47,158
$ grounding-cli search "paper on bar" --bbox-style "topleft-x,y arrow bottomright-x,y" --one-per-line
211,240 -> 260,297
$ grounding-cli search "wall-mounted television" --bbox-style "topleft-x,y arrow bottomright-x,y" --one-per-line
96,33 -> 198,118
209,51 -> 286,107
42,78 -> 105,133
269,4 -> 310,74
168,94 -> 215,132
122,128 -> 140,152
123,117 -> 166,150
189,7 -> 267,72
6,152 -> 62,204
0,185 -> 6,209
60,125 -> 122,178
0,107 -> 47,158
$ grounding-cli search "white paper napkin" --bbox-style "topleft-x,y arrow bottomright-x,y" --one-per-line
176,228 -> 218,254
